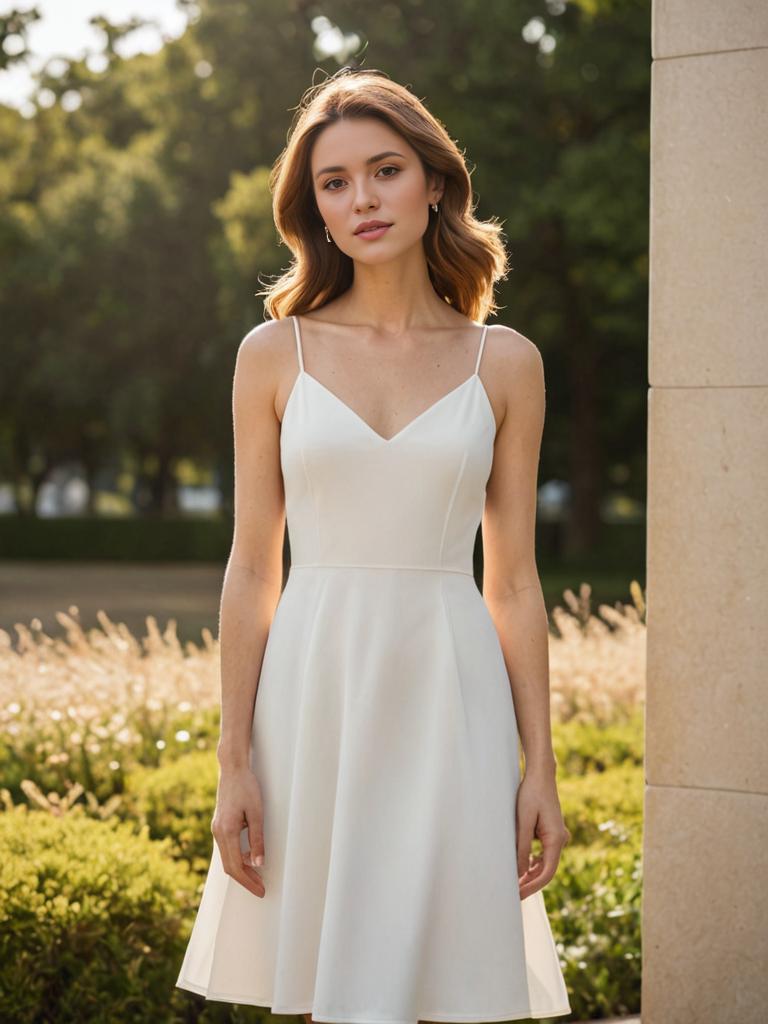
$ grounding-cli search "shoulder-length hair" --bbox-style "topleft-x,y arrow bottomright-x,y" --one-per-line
257,67 -> 509,323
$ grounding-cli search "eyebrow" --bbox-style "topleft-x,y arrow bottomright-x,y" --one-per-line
314,150 -> 406,179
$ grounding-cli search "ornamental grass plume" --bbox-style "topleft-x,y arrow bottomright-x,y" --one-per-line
547,581 -> 646,726
0,606 -> 221,800
0,582 -> 646,803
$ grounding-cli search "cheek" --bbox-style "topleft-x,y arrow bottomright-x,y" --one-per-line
316,189 -> 347,224
314,188 -> 328,215
396,175 -> 429,212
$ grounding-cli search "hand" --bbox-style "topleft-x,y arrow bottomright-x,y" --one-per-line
210,765 -> 266,898
515,768 -> 571,900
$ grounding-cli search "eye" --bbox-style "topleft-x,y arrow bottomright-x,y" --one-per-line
322,165 -> 401,191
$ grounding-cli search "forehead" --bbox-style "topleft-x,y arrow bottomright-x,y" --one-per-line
311,116 -> 413,168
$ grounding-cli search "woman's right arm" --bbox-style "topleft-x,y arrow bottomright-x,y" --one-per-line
211,320 -> 289,899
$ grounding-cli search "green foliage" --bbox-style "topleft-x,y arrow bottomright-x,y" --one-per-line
0,692 -> 222,810
547,721 -> 644,1018
547,836 -> 642,1020
552,706 -> 644,773
0,713 -> 645,1021
123,748 -> 219,873
559,760 -> 643,846
0,510 -> 233,561
0,805 -> 200,1023
0,0 -> 652,549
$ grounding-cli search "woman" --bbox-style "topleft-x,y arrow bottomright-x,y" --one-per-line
176,67 -> 572,1022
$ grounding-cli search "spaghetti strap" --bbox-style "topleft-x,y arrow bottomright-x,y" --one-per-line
474,323 -> 489,375
291,315 -> 304,373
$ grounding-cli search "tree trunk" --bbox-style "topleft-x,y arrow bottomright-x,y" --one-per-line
564,328 -> 602,558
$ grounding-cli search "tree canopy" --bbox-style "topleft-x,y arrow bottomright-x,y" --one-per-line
0,0 -> 651,553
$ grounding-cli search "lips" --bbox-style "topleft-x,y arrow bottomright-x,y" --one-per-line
354,221 -> 392,235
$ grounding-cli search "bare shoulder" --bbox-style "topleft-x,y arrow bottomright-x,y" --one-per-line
234,318 -> 300,415
236,318 -> 295,379
483,324 -> 545,425
485,323 -> 543,377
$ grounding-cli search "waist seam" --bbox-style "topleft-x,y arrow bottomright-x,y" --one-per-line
289,562 -> 473,578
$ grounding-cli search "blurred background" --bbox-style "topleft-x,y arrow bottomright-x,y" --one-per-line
0,0 -> 650,646
0,4 -> 651,1022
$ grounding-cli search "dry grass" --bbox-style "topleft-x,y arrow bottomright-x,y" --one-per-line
548,580 -> 646,725
0,580 -> 645,798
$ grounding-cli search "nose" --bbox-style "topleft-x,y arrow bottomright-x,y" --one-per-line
353,182 -> 378,211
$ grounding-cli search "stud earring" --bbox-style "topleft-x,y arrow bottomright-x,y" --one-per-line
325,224 -> 332,243
431,202 -> 439,212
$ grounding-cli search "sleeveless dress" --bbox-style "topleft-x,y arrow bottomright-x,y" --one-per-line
175,315 -> 572,1023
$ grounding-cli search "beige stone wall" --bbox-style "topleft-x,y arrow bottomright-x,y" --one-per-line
644,3 -> 768,1021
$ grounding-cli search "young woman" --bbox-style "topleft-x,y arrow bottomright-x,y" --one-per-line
176,67 -> 572,1023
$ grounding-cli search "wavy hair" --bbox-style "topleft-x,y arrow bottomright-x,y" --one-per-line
257,67 -> 509,323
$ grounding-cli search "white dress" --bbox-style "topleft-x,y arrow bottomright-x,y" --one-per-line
175,315 -> 572,1023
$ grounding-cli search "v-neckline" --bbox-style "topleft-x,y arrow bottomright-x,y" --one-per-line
300,369 -> 481,444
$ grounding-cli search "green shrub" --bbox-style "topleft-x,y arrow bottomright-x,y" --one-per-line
0,805 -> 201,1023
1,708 -> 646,1021
545,721 -> 644,1018
545,831 -> 643,1021
558,761 -> 644,847
122,748 -> 219,873
552,707 -> 645,773
0,704 -> 222,809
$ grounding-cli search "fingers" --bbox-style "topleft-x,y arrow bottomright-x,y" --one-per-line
518,842 -> 550,898
239,849 -> 267,892
223,834 -> 265,897
518,828 -> 571,900
519,850 -> 553,901
212,822 -> 266,898
516,807 -> 534,880
246,819 -> 265,869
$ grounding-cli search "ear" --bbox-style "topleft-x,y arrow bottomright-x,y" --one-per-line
429,172 -> 446,205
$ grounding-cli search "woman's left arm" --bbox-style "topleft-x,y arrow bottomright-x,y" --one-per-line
480,326 -> 571,900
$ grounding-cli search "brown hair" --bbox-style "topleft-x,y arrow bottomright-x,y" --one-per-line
257,67 -> 509,323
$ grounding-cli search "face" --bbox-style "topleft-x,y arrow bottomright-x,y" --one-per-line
311,116 -> 443,261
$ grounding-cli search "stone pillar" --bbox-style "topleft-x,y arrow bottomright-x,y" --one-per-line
644,4 -> 768,1022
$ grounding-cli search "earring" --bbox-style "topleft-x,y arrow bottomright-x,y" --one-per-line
431,202 -> 439,212
324,224 -> 332,243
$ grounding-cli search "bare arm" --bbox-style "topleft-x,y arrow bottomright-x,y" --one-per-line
482,330 -> 556,775
481,327 -> 570,897
217,326 -> 287,770
211,319 -> 289,897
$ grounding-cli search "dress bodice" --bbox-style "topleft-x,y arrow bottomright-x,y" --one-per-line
280,316 -> 495,576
